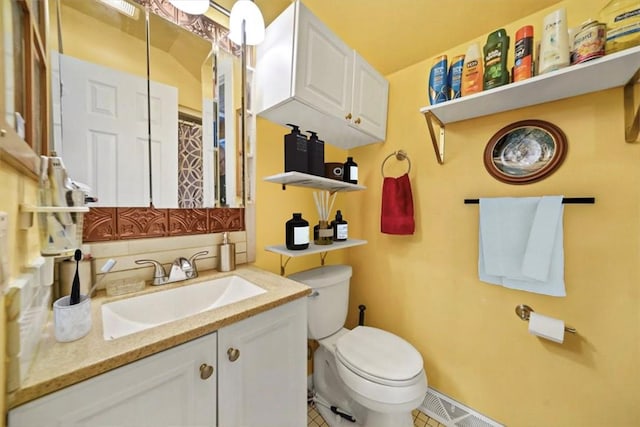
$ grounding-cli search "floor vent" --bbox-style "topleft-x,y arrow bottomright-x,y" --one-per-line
418,387 -> 503,427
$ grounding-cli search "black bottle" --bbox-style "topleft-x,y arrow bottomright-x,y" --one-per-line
284,124 -> 308,173
306,131 -> 325,176
285,213 -> 309,250
331,210 -> 348,241
343,157 -> 358,184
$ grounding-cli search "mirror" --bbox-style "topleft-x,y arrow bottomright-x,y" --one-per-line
53,0 -> 245,208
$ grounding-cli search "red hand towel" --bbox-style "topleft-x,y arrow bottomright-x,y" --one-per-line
381,173 -> 415,235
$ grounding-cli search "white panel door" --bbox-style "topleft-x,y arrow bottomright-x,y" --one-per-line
8,333 -> 217,427
294,2 -> 353,120
149,81 -> 179,208
218,299 -> 307,427
60,54 -> 149,207
352,52 -> 389,141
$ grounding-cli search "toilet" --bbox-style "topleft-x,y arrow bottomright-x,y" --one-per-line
288,265 -> 428,427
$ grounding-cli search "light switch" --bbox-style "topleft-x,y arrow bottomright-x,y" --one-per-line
0,212 -> 9,291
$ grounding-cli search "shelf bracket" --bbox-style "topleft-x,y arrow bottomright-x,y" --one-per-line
424,111 -> 445,164
279,254 -> 292,276
319,252 -> 328,266
624,67 -> 640,143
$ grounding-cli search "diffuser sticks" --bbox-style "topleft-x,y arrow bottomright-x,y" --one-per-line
313,191 -> 336,222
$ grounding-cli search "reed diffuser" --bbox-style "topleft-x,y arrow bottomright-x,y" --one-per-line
312,191 -> 336,245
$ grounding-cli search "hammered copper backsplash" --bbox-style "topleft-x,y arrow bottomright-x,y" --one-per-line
83,208 -> 244,242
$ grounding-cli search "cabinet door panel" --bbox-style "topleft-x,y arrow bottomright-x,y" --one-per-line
352,53 -> 389,140
218,299 -> 307,427
9,334 -> 217,427
295,3 -> 353,118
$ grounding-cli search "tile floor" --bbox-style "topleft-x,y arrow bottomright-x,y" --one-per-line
307,404 -> 447,427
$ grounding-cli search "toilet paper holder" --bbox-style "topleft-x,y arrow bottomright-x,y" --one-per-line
515,305 -> 576,334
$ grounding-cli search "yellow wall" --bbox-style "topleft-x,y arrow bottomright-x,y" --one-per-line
255,0 -> 639,425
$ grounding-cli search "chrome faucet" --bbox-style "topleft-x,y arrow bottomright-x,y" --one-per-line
135,251 -> 209,286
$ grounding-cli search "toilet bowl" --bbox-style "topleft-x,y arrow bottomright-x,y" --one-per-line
288,265 -> 428,427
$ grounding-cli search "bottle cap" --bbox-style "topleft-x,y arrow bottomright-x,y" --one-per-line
336,210 -> 343,220
222,232 -> 229,244
286,123 -> 300,132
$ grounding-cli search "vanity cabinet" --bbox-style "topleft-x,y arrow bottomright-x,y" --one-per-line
8,333 -> 217,426
218,298 -> 307,426
256,0 -> 389,149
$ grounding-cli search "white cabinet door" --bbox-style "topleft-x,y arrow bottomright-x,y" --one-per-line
8,334 -> 217,427
351,52 -> 389,141
218,299 -> 307,427
294,3 -> 353,120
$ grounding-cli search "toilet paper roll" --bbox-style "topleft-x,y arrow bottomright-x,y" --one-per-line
528,312 -> 565,343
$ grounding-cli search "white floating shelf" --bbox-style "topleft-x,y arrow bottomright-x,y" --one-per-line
419,45 -> 640,124
265,239 -> 367,257
264,171 -> 366,192
20,205 -> 89,213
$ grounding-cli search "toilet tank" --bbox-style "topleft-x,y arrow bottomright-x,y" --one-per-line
288,265 -> 352,340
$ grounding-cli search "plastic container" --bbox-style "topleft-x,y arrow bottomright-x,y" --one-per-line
285,213 -> 309,250
572,19 -> 606,64
514,25 -> 534,81
284,124 -> 308,173
448,55 -> 465,99
483,29 -> 510,90
342,157 -> 358,184
428,55 -> 449,105
331,210 -> 348,242
461,43 -> 483,96
307,131 -> 325,177
599,0 -> 640,54
538,8 -> 570,75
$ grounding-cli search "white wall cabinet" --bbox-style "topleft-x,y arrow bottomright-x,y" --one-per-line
8,333 -> 217,427
256,0 -> 388,149
218,298 -> 307,427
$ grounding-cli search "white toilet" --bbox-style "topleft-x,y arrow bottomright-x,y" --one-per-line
289,265 -> 428,427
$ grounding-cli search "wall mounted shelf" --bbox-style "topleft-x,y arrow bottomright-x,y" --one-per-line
264,171 -> 366,192
419,46 -> 640,164
265,239 -> 367,275
19,205 -> 89,230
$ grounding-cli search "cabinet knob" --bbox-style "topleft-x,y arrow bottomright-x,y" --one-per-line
227,347 -> 240,362
345,113 -> 352,120
354,117 -> 361,125
0,129 -> 6,137
199,363 -> 214,380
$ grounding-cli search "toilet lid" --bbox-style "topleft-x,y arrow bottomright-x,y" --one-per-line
335,326 -> 423,382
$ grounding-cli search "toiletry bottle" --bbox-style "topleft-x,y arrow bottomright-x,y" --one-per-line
307,131 -> 325,177
218,232 -> 236,272
448,55 -> 465,100
513,25 -> 534,82
285,213 -> 309,250
483,29 -> 510,90
538,8 -> 570,75
342,157 -> 358,184
284,124 -> 309,173
331,210 -> 348,242
599,0 -> 640,54
428,55 -> 449,105
461,43 -> 483,96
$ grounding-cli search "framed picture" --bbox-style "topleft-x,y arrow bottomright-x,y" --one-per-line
483,119 -> 567,185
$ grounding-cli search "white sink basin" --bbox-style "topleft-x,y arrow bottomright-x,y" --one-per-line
101,275 -> 266,340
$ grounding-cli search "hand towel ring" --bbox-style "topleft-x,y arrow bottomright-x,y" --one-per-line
381,150 -> 411,177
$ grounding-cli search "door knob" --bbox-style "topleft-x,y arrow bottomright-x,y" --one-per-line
345,113 -> 352,120
227,347 -> 240,362
199,363 -> 214,380
354,117 -> 361,124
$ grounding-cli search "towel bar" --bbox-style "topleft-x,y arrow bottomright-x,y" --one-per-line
464,197 -> 595,204
515,304 -> 576,334
381,150 -> 411,177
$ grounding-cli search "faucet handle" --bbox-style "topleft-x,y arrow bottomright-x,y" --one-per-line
135,259 -> 168,285
188,251 -> 209,277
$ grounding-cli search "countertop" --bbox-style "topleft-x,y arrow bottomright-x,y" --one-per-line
8,265 -> 310,409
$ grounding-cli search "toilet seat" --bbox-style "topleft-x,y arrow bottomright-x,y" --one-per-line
335,326 -> 424,386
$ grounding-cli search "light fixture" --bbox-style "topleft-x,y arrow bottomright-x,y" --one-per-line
168,0 -> 210,15
229,0 -> 265,45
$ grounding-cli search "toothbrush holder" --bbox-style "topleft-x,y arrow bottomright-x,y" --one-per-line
53,295 -> 92,342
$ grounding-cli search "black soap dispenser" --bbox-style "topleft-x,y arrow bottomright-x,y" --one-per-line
331,210 -> 348,241
306,130 -> 325,176
343,157 -> 358,184
284,124 -> 309,173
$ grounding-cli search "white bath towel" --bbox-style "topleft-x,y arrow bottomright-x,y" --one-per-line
478,196 -> 566,297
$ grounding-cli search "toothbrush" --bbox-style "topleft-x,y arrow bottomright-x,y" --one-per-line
69,249 -> 82,305
87,259 -> 117,298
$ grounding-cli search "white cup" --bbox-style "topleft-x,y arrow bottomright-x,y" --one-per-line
53,295 -> 92,342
